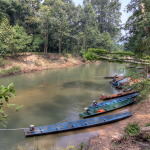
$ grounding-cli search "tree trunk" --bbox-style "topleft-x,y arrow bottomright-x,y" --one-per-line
58,39 -> 61,53
44,33 -> 48,55
140,2 -> 149,34
83,37 -> 86,50
44,23 -> 49,55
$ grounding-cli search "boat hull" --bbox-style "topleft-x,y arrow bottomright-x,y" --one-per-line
79,93 -> 139,118
24,112 -> 132,137
112,78 -> 130,87
100,90 -> 137,100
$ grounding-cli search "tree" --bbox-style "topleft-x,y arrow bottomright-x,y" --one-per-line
37,5 -> 51,55
0,18 -> 33,55
0,0 -> 123,54
83,0 -> 121,38
123,0 -> 150,57
0,18 -> 34,55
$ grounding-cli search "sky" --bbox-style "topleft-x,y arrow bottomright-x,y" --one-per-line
72,0 -> 132,34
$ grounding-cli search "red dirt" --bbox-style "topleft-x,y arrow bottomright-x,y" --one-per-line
0,53 -> 87,75
88,96 -> 150,150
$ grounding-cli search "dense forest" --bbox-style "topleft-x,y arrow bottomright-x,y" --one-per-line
0,0 -> 122,55
83,0 -> 150,60
123,0 -> 150,57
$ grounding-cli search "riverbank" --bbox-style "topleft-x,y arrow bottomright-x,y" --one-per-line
0,53 -> 87,77
88,96 -> 150,150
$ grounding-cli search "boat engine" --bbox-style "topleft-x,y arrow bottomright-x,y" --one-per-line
29,125 -> 35,131
84,107 -> 90,114
93,100 -> 98,108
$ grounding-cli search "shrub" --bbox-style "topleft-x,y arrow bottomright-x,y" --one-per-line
83,52 -> 99,60
145,123 -> 150,127
0,57 -> 6,67
125,122 -> 140,136
88,48 -> 109,54
111,51 -> 134,56
0,66 -> 21,76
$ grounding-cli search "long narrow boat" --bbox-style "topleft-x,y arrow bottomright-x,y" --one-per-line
24,112 -> 132,137
112,77 -> 131,87
113,76 -> 125,82
104,76 -> 115,79
104,76 -> 123,79
79,92 -> 139,118
100,90 -> 137,100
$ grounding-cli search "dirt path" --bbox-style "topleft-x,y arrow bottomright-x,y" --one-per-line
88,96 -> 150,150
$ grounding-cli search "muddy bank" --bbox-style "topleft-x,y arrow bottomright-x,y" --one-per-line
88,96 -> 150,150
0,53 -> 88,76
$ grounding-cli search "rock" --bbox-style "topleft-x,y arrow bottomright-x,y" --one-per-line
141,127 -> 150,133
111,133 -> 122,142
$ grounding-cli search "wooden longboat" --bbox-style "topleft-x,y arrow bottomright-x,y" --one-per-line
100,90 -> 137,100
104,76 -> 123,80
79,92 -> 139,118
104,76 -> 116,79
24,112 -> 132,137
114,76 -> 125,82
112,78 -> 130,87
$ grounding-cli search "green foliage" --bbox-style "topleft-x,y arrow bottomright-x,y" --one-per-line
88,48 -> 109,54
31,35 -> 45,52
0,18 -> 33,55
0,66 -> 21,76
112,51 -> 134,56
125,122 -> 140,136
87,0 -> 121,37
123,0 -> 150,57
125,67 -> 146,79
0,57 -> 6,67
11,25 -> 33,53
0,83 -> 15,126
83,52 -> 99,60
123,67 -> 150,99
0,18 -> 13,54
145,123 -> 150,127
83,48 -> 136,61
129,79 -> 150,100
0,83 -> 23,126
0,0 -> 122,55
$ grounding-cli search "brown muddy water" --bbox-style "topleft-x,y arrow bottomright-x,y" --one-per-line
0,62 -> 128,150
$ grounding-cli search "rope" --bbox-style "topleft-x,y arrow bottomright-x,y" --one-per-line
0,128 -> 24,130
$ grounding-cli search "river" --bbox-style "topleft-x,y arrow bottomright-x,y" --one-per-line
0,62 -> 126,150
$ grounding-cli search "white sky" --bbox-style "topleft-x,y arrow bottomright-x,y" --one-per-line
72,0 -> 132,35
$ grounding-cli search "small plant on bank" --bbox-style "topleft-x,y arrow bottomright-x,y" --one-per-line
34,61 -> 41,66
0,57 -> 6,67
0,66 -> 21,76
67,143 -> 88,150
125,122 -> 140,136
83,52 -> 99,60
145,123 -> 150,127
67,145 -> 75,150
63,57 -> 68,62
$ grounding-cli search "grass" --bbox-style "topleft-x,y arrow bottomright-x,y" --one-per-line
145,123 -> 150,127
124,122 -> 140,136
0,57 -> 6,67
13,141 -> 89,150
0,66 -> 21,76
